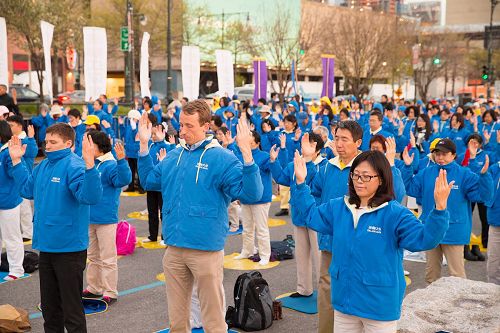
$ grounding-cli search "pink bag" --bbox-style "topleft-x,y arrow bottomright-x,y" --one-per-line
116,221 -> 136,255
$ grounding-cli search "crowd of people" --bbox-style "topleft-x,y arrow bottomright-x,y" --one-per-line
0,86 -> 499,332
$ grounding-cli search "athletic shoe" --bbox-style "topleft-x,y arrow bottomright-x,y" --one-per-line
289,292 -> 312,298
82,289 -> 102,299
234,253 -> 251,260
3,275 -> 19,281
159,240 -> 166,246
404,270 -> 410,276
275,209 -> 289,216
259,259 -> 270,266
22,238 -> 31,242
102,296 -> 117,305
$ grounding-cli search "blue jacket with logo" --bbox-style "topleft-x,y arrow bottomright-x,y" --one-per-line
260,130 -> 280,153
12,148 -> 103,252
406,161 -> 493,244
486,162 -> 500,227
291,187 -> 449,321
148,140 -> 176,165
90,154 -> 132,224
72,123 -> 87,157
138,137 -> 263,251
443,128 -> 471,156
0,144 -> 23,209
120,122 -> 140,158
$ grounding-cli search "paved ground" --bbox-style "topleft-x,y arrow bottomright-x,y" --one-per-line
0,194 -> 488,333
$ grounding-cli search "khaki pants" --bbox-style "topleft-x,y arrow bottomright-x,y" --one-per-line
86,223 -> 118,298
228,201 -> 240,229
294,225 -> 320,295
163,246 -> 227,333
487,226 -> 500,285
20,198 -> 33,239
425,244 -> 466,284
240,203 -> 271,261
333,310 -> 397,333
279,186 -> 290,210
318,251 -> 334,333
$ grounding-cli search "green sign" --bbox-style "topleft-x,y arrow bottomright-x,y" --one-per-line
120,26 -> 129,51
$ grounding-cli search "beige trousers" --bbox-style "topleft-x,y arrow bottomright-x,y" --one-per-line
228,201 -> 240,229
294,225 -> 320,295
318,251 -> 334,333
20,198 -> 33,239
163,246 -> 227,333
279,186 -> 290,210
333,310 -> 397,333
487,226 -> 500,285
425,244 -> 466,284
240,203 -> 271,261
86,223 -> 118,298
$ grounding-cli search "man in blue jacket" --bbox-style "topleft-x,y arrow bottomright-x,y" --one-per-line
360,110 -> 394,151
137,99 -> 263,333
9,123 -> 103,333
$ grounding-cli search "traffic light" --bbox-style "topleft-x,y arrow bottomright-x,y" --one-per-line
432,57 -> 441,65
482,66 -> 489,81
299,49 -> 305,56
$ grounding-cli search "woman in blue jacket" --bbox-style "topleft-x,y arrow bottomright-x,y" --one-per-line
0,121 -> 25,280
84,130 -> 132,305
292,150 -> 452,331
443,113 -> 470,156
486,160 -> 500,284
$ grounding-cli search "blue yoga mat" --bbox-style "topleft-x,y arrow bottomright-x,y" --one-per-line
228,225 -> 243,236
0,271 -> 30,284
156,328 -> 238,333
37,298 -> 107,315
279,291 -> 318,314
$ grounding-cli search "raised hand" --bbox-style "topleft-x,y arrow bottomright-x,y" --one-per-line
153,104 -> 161,111
225,131 -> 235,146
8,135 -> 26,165
101,120 -> 111,129
279,133 -> 287,148
114,142 -> 126,160
293,150 -> 307,184
157,148 -> 167,162
434,169 -> 454,210
497,130 -> 500,144
468,140 -> 478,159
27,125 -> 35,138
82,134 -> 96,169
433,121 -> 439,133
483,130 -> 491,144
118,116 -> 124,125
138,112 -> 152,145
385,137 -> 396,166
398,123 -> 404,136
301,133 -> 317,160
409,131 -> 416,148
235,120 -> 254,164
154,125 -> 166,141
481,154 -> 490,174
113,97 -> 119,105
294,128 -> 302,141
168,135 -> 176,145
402,146 -> 414,166
269,144 -> 280,162
326,140 -> 338,156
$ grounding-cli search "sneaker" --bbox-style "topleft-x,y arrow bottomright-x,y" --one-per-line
275,209 -> 289,217
3,275 -> 19,281
82,289 -> 103,299
234,253 -> 250,260
102,296 -> 117,305
289,292 -> 312,298
259,259 -> 270,266
22,238 -> 31,242
229,225 -> 240,232
159,240 -> 166,246
404,270 -> 410,276
138,187 -> 146,194
141,238 -> 154,243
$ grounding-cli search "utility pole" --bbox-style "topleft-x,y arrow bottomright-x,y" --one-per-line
124,0 -> 135,103
166,0 -> 172,102
487,0 -> 498,99
221,10 -> 225,49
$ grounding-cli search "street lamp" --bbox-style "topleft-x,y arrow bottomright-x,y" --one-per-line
486,0 -> 498,99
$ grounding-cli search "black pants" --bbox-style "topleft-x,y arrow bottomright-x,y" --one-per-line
127,158 -> 138,190
147,191 -> 163,241
472,202 -> 489,248
39,250 -> 87,333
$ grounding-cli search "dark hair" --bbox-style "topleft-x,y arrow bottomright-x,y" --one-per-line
147,113 -> 158,126
251,130 -> 261,145
339,108 -> 349,120
261,118 -> 276,131
87,130 -> 112,154
432,105 -> 440,112
144,98 -> 153,109
94,99 -> 103,108
369,134 -> 387,152
0,120 -> 12,144
182,97 -> 189,103
258,98 -> 267,105
370,110 -> 383,122
211,115 -> 223,128
466,133 -> 483,146
482,110 -> 497,122
6,115 -> 24,127
348,150 -> 394,208
100,94 -> 107,100
183,99 -> 211,125
46,123 -> 76,147
217,127 -> 229,136
335,120 -> 363,142
220,97 -> 230,107
415,113 -> 432,140
68,108 -> 81,119
308,131 -> 325,153
405,106 -> 419,118
284,115 -> 298,130
450,113 -> 464,130
464,107 -> 474,117
439,109 -> 450,116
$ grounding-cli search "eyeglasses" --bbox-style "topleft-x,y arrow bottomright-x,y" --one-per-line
350,173 -> 378,183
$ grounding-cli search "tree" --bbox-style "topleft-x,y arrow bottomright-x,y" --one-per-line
0,0 -> 88,102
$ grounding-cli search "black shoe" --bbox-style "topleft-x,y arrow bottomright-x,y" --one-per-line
471,245 -> 486,261
289,292 -> 312,298
464,245 -> 478,261
124,186 -> 135,192
275,209 -> 289,216
22,238 -> 31,242
137,187 -> 146,194
82,289 -> 103,299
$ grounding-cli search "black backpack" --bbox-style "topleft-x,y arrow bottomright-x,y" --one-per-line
270,241 -> 294,261
0,250 -> 39,273
226,271 -> 273,331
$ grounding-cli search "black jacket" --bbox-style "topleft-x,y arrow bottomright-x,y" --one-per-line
0,93 -> 20,115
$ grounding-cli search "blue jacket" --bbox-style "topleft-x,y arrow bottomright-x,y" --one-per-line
253,114 -> 279,135
72,123 -> 87,157
0,144 -> 23,209
149,140 -> 176,165
138,137 -> 263,251
31,114 -> 52,143
281,130 -> 301,162
12,148 -> 103,252
443,128 -> 470,156
222,115 -> 238,137
291,188 -> 449,321
120,122 -> 140,158
360,128 -> 394,151
406,161 -> 493,244
486,162 -> 500,226
90,154 -> 132,224
19,133 -> 38,172
233,148 -> 273,204
260,130 -> 280,153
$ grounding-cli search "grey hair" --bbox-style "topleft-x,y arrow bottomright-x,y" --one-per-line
314,125 -> 329,139
39,103 -> 49,112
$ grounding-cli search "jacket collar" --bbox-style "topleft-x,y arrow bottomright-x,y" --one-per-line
343,196 -> 389,216
328,152 -> 361,170
0,142 -> 8,152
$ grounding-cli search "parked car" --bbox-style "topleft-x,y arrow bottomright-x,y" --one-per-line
9,84 -> 50,103
57,90 -> 86,104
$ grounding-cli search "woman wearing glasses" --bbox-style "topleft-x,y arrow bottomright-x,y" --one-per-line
291,150 -> 452,333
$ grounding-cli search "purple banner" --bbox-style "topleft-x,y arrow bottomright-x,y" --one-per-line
321,56 -> 335,99
253,59 -> 267,104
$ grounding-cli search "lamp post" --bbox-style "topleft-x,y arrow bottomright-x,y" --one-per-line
166,0 -> 172,102
487,0 -> 498,99
124,0 -> 134,104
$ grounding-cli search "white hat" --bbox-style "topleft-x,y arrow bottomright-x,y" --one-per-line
0,105 -> 9,116
50,105 -> 62,116
127,109 -> 142,120
259,105 -> 272,114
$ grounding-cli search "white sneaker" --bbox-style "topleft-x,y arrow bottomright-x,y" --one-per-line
234,253 -> 250,260
3,274 -> 19,281
141,238 -> 153,243
259,259 -> 270,266
229,226 -> 239,232
404,270 -> 410,276
140,209 -> 148,216
159,240 -> 166,246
